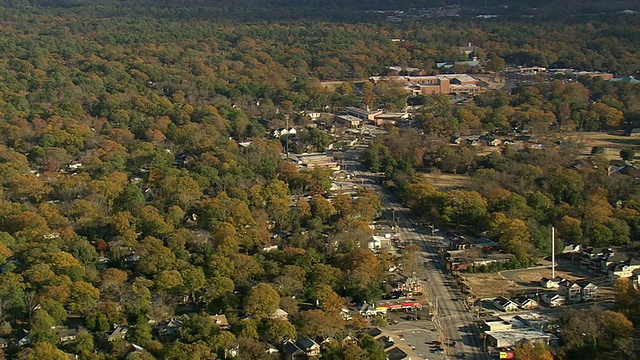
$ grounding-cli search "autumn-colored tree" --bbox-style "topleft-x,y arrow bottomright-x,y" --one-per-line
243,283 -> 280,321
264,319 -> 296,344
514,341 -> 553,360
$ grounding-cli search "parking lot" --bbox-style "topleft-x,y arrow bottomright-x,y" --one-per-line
382,309 -> 461,359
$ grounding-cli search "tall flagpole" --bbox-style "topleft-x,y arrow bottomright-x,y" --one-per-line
551,226 -> 555,279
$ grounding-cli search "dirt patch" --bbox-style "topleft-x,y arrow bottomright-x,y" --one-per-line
421,172 -> 470,191
463,273 -> 518,299
462,264 -> 616,300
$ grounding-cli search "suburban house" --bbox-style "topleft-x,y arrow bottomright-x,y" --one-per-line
282,341 -> 305,360
106,324 -> 129,342
15,329 -> 30,347
155,319 -> 183,338
270,128 -> 298,139
493,296 -> 519,312
514,296 -> 539,310
558,280 -> 582,303
542,293 -> 565,307
540,277 -> 565,289
270,308 -> 289,321
295,336 -> 321,357
580,247 -> 607,270
609,258 -> 640,278
562,243 -> 582,255
599,250 -> 631,274
54,327 -> 78,344
577,281 -> 598,301
210,314 -> 230,330
479,135 -> 502,146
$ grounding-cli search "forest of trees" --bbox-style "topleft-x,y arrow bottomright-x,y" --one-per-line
0,0 -> 638,358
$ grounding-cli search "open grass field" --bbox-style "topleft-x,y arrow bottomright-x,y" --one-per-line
571,131 -> 640,161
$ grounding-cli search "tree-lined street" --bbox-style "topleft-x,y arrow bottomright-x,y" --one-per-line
342,144 -> 488,360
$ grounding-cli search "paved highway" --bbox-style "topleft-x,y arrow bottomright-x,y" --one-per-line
341,144 -> 489,360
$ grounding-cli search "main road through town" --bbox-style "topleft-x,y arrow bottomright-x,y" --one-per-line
342,144 -> 488,360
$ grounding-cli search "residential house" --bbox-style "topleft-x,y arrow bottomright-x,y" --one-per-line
55,327 -> 78,344
562,243 -> 582,255
558,280 -> 582,303
599,250 -> 629,274
15,329 -> 30,347
514,296 -> 539,310
479,135 -> 501,146
210,314 -> 230,330
106,324 -> 129,342
265,343 -> 279,355
225,345 -> 239,358
578,281 -> 597,301
156,319 -> 183,337
493,296 -> 519,312
282,341 -> 305,360
270,308 -> 289,321
540,277 -> 565,289
295,336 -> 321,357
580,247 -> 606,270
609,258 -> 640,278
542,293 -> 565,307
126,344 -> 146,359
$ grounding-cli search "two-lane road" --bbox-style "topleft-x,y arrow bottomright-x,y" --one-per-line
341,145 -> 488,360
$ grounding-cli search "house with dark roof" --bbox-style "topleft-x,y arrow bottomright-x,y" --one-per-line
514,296 -> 539,310
558,280 -> 582,303
542,293 -> 565,307
106,324 -> 129,342
296,336 -> 321,357
54,327 -> 78,344
282,340 -> 305,360
609,258 -> 640,278
493,296 -> 519,312
577,281 -> 597,301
